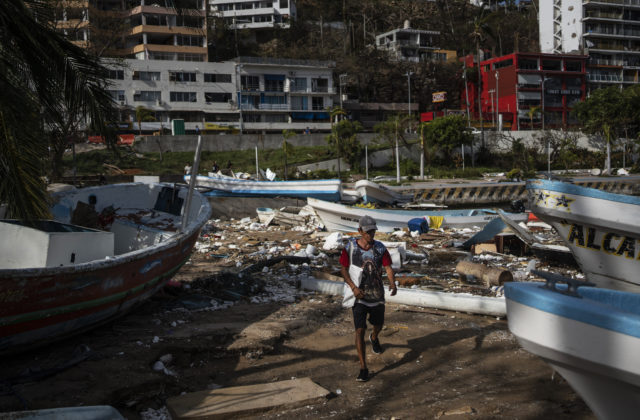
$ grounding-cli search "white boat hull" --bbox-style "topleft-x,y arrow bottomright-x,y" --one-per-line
527,179 -> 640,292
186,175 -> 342,201
307,197 -> 528,233
506,282 -> 640,420
355,180 -> 409,204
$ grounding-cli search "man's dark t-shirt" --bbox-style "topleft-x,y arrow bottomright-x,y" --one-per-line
340,238 -> 392,306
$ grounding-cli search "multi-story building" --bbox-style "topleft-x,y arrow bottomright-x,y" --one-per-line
375,21 -> 456,63
104,57 -> 334,134
54,0 -> 208,62
462,52 -> 587,130
209,0 -> 296,29
540,0 -> 640,91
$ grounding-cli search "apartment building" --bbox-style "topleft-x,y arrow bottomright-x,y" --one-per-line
375,21 -> 456,63
208,0 -> 296,29
54,0 -> 208,62
540,0 -> 640,91
462,52 -> 587,130
104,57 -> 334,134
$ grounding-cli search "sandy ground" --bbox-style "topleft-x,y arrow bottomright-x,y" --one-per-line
0,219 -> 595,420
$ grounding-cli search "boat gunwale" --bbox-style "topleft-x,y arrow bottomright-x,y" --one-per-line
527,179 -> 640,206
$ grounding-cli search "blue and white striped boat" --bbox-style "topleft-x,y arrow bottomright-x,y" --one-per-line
185,174 -> 343,201
506,271 -> 640,420
527,179 -> 640,292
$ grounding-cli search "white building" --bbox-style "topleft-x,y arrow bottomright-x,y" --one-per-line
104,57 -> 334,134
540,0 -> 640,90
209,0 -> 296,29
375,21 -> 454,63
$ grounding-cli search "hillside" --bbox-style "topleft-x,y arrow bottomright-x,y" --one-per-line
208,0 -> 540,112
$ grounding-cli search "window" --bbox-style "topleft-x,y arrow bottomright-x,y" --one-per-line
108,90 -> 125,102
204,73 -> 232,83
133,71 -> 161,81
176,53 -> 204,62
169,72 -> 197,82
494,59 -> 513,69
205,92 -> 232,102
312,97 -> 324,110
279,0 -> 288,7
241,75 -> 260,90
108,69 -> 124,80
311,78 -> 328,92
518,58 -> 538,70
565,61 -> 582,72
264,78 -> 284,92
133,91 -> 161,102
170,92 -> 197,102
291,77 -> 307,92
177,35 -> 203,47
542,59 -> 562,71
254,15 -> 272,22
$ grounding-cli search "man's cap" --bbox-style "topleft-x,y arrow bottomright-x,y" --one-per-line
359,215 -> 378,232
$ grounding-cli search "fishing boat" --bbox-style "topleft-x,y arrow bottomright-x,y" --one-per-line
505,271 -> 640,420
527,178 -> 640,292
355,180 -> 411,205
0,182 -> 211,353
186,174 -> 342,201
307,197 -> 529,232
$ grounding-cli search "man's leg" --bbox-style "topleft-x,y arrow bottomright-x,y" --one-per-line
369,305 -> 385,354
355,328 -> 366,370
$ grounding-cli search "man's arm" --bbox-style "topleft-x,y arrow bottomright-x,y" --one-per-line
385,264 -> 397,296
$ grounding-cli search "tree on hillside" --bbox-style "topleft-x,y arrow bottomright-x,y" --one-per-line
373,114 -> 412,168
572,86 -> 627,174
422,115 -> 472,163
0,0 -> 117,220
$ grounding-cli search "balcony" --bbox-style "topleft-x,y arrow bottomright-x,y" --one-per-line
588,73 -> 623,81
584,0 -> 640,7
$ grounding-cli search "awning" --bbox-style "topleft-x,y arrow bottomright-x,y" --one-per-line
314,112 -> 329,119
292,112 -> 315,120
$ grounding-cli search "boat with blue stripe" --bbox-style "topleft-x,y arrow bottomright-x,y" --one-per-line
526,178 -> 640,292
506,271 -> 640,420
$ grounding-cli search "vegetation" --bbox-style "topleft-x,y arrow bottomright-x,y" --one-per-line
0,0 -> 117,220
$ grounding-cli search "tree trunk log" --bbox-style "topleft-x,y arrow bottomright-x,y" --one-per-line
455,260 -> 513,287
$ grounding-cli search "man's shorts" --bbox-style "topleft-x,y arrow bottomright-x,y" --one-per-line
352,303 -> 385,329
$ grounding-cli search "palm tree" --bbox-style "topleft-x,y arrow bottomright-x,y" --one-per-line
135,106 -> 156,136
527,106 -> 541,129
0,0 -> 117,220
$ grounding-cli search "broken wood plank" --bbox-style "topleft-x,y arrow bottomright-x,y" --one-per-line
167,377 -> 330,419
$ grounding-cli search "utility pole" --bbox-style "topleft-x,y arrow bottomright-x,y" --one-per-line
489,90 -> 495,127
495,71 -> 500,131
339,73 -> 348,111
404,71 -> 414,117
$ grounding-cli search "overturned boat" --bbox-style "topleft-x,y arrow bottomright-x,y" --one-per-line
185,173 -> 342,201
527,178 -> 640,292
0,183 -> 211,353
307,197 -> 529,233
506,271 -> 640,420
355,180 -> 411,205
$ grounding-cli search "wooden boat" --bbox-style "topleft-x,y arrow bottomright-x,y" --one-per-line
0,182 -> 211,353
307,197 -> 529,233
186,174 -> 342,201
506,271 -> 640,420
527,178 -> 640,292
355,180 -> 411,204
256,206 -> 309,227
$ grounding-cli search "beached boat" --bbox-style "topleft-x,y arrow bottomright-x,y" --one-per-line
186,174 -> 342,201
0,182 -> 211,353
307,197 -> 529,232
527,178 -> 640,292
505,271 -> 640,420
355,180 -> 411,204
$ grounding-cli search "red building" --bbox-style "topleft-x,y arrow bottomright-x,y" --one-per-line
461,52 -> 588,130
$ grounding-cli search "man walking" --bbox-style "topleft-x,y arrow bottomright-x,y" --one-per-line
340,215 -> 397,382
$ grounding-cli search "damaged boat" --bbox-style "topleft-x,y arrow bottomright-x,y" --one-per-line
527,178 -> 640,292
506,270 -> 640,420
185,173 -> 343,201
0,183 -> 211,353
307,197 -> 529,233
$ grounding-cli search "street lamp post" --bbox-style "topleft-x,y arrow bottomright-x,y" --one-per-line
405,71 -> 414,117
488,90 -> 495,127
339,73 -> 348,111
236,63 -> 244,134
495,71 -> 499,131
541,76 -> 547,131
541,76 -> 551,173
